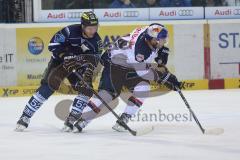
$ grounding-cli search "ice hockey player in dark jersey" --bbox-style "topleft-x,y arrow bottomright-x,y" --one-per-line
68,23 -> 182,133
15,11 -> 103,132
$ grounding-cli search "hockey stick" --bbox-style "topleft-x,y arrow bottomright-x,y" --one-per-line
175,86 -> 224,135
73,71 -> 153,136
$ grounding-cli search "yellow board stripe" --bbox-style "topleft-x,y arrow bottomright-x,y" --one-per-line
224,78 -> 240,89
1,78 -> 239,97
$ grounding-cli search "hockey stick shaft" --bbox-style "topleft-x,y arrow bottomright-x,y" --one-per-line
175,87 -> 205,134
74,71 -> 137,136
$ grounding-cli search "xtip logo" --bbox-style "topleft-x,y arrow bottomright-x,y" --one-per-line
181,82 -> 195,89
2,88 -> 18,97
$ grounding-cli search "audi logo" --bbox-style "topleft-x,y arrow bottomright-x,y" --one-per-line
178,9 -> 194,16
67,12 -> 83,19
123,11 -> 139,17
233,9 -> 240,15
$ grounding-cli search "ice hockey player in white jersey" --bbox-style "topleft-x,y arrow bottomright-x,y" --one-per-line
63,23 -> 181,133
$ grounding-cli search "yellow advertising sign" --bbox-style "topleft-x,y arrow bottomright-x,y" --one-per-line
150,79 -> 209,91
16,27 -> 60,86
0,86 -> 38,97
224,78 -> 240,89
181,79 -> 209,90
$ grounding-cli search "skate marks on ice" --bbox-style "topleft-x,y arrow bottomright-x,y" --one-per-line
5,123 -> 240,160
46,121 -> 222,137
151,123 -> 224,136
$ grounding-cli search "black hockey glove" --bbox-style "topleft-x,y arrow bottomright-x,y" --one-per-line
63,55 -> 86,73
100,50 -> 111,66
81,63 -> 94,83
116,38 -> 128,49
151,63 -> 181,91
159,72 -> 181,91
74,63 -> 95,97
155,46 -> 169,66
63,38 -> 84,54
47,55 -> 85,91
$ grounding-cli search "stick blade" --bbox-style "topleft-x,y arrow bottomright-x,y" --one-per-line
204,128 -> 224,135
135,126 -> 154,136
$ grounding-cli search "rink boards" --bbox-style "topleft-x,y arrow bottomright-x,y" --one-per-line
0,20 -> 239,92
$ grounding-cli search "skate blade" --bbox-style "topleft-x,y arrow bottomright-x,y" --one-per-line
61,126 -> 73,132
112,124 -> 127,132
72,127 -> 82,133
15,124 -> 26,132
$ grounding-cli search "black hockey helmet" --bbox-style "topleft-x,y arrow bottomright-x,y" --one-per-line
81,11 -> 98,26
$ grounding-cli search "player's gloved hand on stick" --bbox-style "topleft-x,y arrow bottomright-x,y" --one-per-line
116,38 -> 128,49
160,72 -> 181,91
153,65 -> 181,91
80,63 -> 94,86
63,55 -> 86,73
100,50 -> 111,66
155,46 -> 169,65
74,63 -> 95,97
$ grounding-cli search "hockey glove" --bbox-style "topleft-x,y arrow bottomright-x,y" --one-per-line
63,55 -> 86,73
159,72 -> 181,91
155,46 -> 169,65
74,63 -> 95,97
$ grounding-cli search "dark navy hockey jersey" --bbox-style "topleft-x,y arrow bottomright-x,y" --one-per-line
48,24 -> 103,62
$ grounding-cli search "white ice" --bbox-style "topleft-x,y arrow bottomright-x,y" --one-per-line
0,89 -> 240,160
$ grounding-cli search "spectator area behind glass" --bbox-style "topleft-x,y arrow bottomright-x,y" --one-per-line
41,0 -> 240,10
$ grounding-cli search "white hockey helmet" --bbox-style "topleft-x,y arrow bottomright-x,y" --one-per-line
146,23 -> 168,41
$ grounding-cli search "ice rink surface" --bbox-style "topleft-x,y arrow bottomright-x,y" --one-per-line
0,89 -> 239,160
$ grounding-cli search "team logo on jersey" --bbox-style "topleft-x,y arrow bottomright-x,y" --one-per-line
28,37 -> 44,55
54,33 -> 65,43
136,53 -> 145,62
